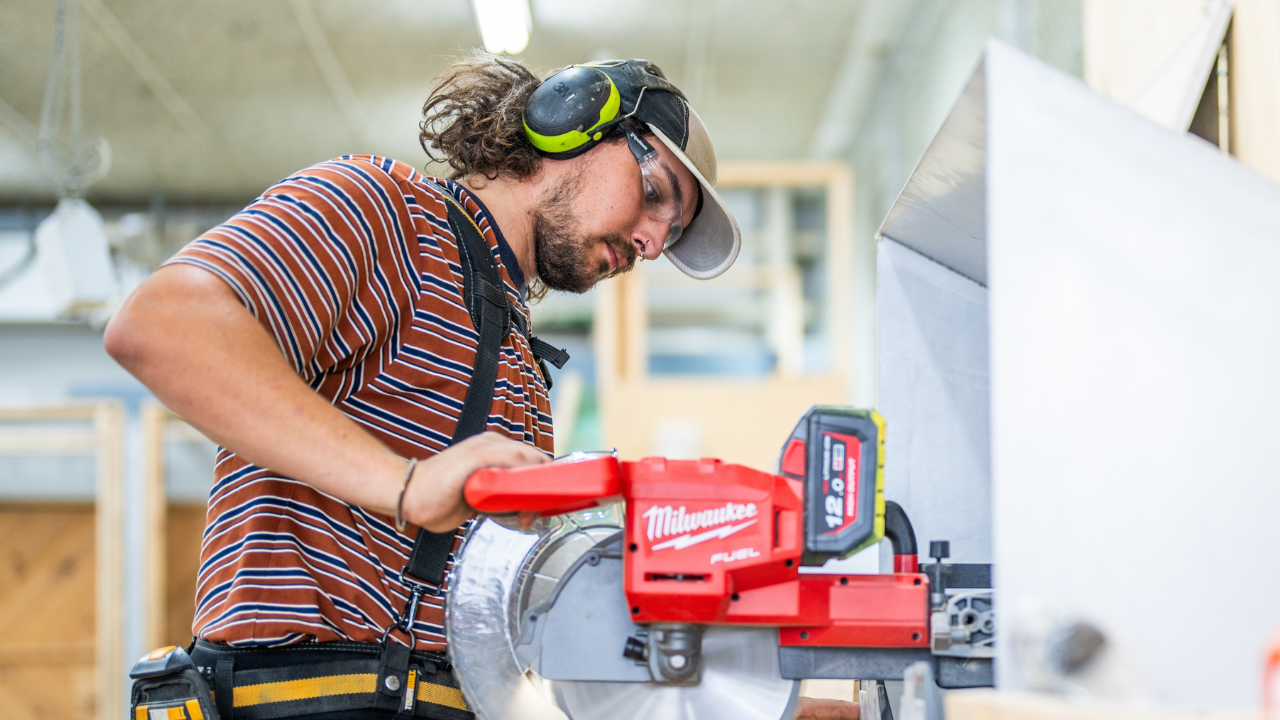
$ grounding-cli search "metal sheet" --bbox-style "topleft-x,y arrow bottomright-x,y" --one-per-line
878,63 -> 987,285
983,40 -> 1280,708
1127,0 -> 1232,131
877,238 -> 991,563
779,646 -> 931,680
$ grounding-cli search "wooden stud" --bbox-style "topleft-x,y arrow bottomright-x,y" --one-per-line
93,401 -> 125,720
593,274 -> 623,398
141,400 -> 169,652
620,266 -> 648,384
1083,0 -> 1280,183
0,400 -> 127,720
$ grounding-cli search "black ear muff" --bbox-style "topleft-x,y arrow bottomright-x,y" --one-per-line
524,66 -> 621,158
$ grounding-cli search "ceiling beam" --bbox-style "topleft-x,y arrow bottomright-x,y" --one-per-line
80,0 -> 218,153
286,0 -> 372,150
806,0 -> 924,160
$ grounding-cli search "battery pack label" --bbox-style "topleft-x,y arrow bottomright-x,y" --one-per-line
820,431 -> 861,535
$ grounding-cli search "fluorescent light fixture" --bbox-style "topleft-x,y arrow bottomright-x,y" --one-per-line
471,0 -> 532,55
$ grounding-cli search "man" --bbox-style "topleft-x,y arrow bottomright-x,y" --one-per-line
107,54 -> 856,720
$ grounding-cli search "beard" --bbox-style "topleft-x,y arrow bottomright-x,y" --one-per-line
532,172 -> 637,294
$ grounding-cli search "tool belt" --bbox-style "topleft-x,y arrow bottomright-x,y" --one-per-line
132,554 -> 466,720
130,640 -> 471,720
131,554 -> 464,720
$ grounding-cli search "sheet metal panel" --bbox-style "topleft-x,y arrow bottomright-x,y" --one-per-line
878,64 -> 987,285
985,40 -> 1280,708
876,238 -> 990,564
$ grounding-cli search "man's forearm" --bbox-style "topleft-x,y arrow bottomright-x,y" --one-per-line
106,264 -> 407,514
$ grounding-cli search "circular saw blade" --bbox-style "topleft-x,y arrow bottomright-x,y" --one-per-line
552,626 -> 801,720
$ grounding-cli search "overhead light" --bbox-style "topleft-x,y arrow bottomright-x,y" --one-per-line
471,0 -> 532,55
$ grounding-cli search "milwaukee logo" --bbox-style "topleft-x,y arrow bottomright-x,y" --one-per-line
643,503 -> 758,551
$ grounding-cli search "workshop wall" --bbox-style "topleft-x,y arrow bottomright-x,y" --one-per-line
836,0 -> 1082,408
0,321 -> 216,715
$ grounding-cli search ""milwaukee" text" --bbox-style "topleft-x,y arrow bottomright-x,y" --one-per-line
643,502 -> 758,542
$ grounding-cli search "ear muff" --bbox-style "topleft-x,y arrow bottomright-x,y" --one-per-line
523,66 -> 621,158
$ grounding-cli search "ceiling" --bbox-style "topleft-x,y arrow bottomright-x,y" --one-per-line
0,0 -> 862,204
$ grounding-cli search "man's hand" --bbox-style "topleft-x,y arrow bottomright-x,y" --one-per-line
401,432 -> 548,532
797,698 -> 861,720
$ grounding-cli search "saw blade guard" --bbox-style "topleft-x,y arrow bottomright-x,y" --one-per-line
446,506 -> 625,720
446,506 -> 802,720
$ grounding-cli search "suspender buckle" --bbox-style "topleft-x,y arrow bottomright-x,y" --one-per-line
413,577 -> 445,598
381,582 -> 427,651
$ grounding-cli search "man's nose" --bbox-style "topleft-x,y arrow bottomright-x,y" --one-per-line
632,219 -> 667,261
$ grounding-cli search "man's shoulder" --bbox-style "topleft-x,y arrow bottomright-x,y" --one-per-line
266,155 -> 436,200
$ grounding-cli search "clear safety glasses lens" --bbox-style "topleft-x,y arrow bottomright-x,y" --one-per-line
637,153 -> 683,248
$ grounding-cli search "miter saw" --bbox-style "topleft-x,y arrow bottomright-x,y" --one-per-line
444,407 -> 994,720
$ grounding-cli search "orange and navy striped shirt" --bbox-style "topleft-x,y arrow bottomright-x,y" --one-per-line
168,155 -> 554,650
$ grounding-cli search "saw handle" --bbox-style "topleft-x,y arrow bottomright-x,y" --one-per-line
464,455 -> 623,515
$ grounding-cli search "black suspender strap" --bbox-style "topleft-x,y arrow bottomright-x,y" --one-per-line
214,656 -> 235,720
445,190 -> 511,444
376,184 -> 517,713
397,185 -> 516,593
390,182 -> 571,635
402,528 -> 455,590
529,337 -> 570,369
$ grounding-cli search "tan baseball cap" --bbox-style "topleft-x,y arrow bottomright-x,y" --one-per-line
587,60 -> 742,279
646,109 -> 742,279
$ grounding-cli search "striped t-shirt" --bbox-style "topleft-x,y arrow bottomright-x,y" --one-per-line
169,155 -> 554,651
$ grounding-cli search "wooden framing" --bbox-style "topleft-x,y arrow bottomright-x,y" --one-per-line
0,401 -> 125,720
593,161 -> 855,472
717,161 -> 856,375
141,400 -> 168,652
140,399 -> 212,651
1084,0 -> 1280,183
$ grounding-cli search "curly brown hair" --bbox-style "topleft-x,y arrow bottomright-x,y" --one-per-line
419,52 -> 544,181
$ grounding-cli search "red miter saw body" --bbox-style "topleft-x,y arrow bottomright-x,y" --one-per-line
623,456 -> 927,651
460,406 -> 993,701
468,408 -> 928,641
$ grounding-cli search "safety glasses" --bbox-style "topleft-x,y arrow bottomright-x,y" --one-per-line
623,127 -> 684,250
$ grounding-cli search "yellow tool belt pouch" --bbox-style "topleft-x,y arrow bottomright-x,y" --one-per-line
130,645 -> 220,720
